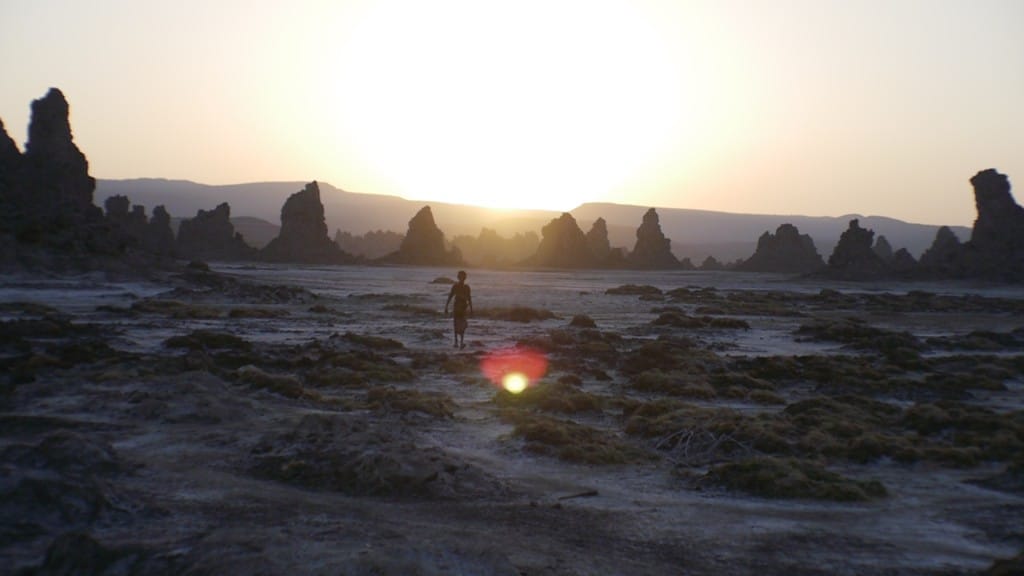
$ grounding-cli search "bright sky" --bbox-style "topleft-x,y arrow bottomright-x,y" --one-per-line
2,0 -> 1022,225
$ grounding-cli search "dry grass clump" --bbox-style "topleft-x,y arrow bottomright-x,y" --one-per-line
796,318 -> 922,356
502,411 -> 649,465
130,299 -> 221,319
697,456 -> 887,502
164,330 -> 251,351
312,350 -> 415,384
494,381 -> 603,414
623,401 -> 789,463
652,311 -> 751,330
476,306 -> 556,323
606,284 -> 663,296
569,314 -> 597,328
367,386 -> 455,419
928,329 -> 1024,351
382,303 -> 441,316
228,307 -> 289,318
618,337 -> 702,375
629,370 -> 716,399
438,352 -> 479,375
902,401 -> 1024,462
341,331 -> 405,350
236,365 -> 312,399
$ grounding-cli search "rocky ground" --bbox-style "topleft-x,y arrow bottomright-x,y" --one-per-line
1,265 -> 1023,575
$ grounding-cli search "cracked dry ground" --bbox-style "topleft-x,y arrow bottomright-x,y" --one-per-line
2,271 -> 1023,575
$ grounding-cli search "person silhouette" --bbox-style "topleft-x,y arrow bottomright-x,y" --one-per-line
444,270 -> 473,349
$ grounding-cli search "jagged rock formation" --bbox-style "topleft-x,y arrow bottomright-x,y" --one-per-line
699,256 -> 725,271
963,169 -> 1024,280
891,248 -> 918,274
21,88 -> 100,229
0,88 -> 128,267
736,223 -> 824,273
261,182 -> 352,264
104,195 -> 148,242
823,220 -> 890,279
872,235 -> 894,263
582,217 -> 627,267
586,218 -> 611,262
335,229 -> 404,260
918,226 -> 963,272
178,202 -> 257,261
628,208 -> 679,269
102,195 -> 176,257
525,213 -> 596,268
450,228 -> 540,267
380,206 -> 462,266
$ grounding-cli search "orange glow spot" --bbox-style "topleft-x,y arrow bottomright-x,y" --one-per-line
502,372 -> 529,394
480,347 -> 548,391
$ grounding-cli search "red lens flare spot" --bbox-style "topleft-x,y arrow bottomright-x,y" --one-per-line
480,347 -> 548,391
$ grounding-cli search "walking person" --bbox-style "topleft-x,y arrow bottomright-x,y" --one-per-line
444,270 -> 473,349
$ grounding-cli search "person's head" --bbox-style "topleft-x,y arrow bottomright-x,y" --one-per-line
457,270 -> 467,282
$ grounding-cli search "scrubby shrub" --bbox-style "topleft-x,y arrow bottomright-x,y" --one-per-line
606,284 -> 663,296
236,365 -> 307,399
503,412 -> 648,465
367,387 -> 454,418
164,330 -> 251,351
698,456 -> 887,501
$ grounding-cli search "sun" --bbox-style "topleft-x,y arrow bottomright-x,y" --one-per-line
334,0 -> 685,211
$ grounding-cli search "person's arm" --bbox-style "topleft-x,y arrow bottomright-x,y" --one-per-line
467,286 -> 473,315
444,286 -> 454,315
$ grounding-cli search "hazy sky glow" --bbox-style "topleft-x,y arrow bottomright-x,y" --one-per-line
1,0 -> 1022,224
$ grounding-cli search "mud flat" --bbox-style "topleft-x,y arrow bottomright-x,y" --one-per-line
1,265 -> 1022,575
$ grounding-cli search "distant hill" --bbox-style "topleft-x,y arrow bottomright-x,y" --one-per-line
571,203 -> 970,262
97,178 -> 557,242
97,179 -> 969,262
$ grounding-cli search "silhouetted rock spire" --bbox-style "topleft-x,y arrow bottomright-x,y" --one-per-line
737,223 -> 824,273
262,181 -> 353,263
178,202 -> 257,261
22,88 -> 98,227
628,208 -> 678,269
918,226 -> 963,272
585,217 -> 611,262
381,205 -> 462,265
964,169 -> 1024,280
527,212 -> 596,268
823,219 -> 890,279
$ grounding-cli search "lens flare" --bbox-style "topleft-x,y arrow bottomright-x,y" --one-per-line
480,347 -> 548,391
502,372 -> 529,394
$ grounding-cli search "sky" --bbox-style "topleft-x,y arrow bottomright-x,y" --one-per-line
1,0 -> 1022,226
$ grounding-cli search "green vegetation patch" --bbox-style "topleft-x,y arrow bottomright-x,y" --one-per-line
228,307 -> 290,318
503,412 -> 648,465
130,299 -> 221,319
698,456 -> 887,501
606,284 -> 663,296
367,386 -> 455,418
494,380 -> 603,414
164,330 -> 252,351
476,306 -> 556,323
652,312 -> 750,330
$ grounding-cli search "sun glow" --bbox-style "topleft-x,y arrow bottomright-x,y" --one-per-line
336,0 -> 686,211
480,347 -> 549,392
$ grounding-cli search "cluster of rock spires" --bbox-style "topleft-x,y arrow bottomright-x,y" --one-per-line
3,88 -> 1023,282
379,206 -> 462,266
